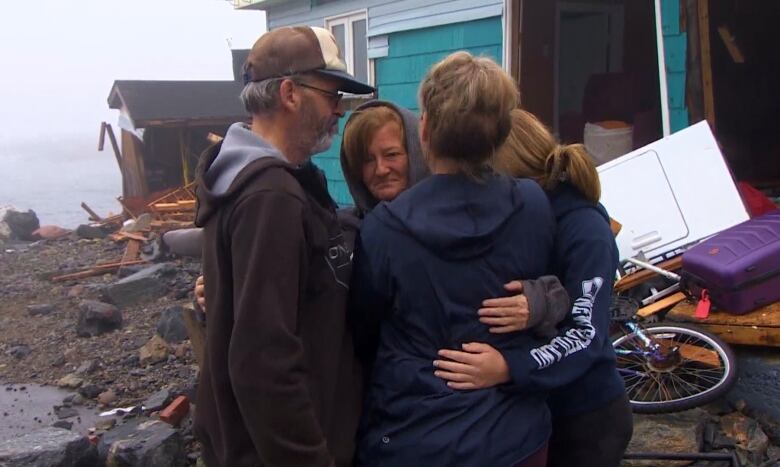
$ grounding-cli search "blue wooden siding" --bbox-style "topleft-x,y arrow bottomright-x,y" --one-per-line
312,16 -> 503,205
661,0 -> 689,133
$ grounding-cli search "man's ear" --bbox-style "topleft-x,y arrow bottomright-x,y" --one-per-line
278,79 -> 299,111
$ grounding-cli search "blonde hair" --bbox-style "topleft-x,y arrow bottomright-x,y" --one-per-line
418,52 -> 519,174
495,109 -> 601,203
342,105 -> 405,183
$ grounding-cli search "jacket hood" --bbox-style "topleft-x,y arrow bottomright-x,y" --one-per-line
372,173 -> 526,260
549,182 -> 610,223
339,100 -> 428,215
195,122 -> 291,226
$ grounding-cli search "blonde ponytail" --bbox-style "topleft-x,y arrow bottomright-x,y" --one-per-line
495,109 -> 601,203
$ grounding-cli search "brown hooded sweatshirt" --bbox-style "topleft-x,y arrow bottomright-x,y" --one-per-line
193,122 -> 361,467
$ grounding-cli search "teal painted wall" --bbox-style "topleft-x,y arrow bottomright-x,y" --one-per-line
661,0 -> 690,133
313,16 -> 503,206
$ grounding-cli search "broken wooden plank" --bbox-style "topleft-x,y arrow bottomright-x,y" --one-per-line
686,324 -> 780,347
717,26 -> 745,64
636,292 -> 687,318
698,0 -> 716,128
109,231 -> 148,242
121,239 -> 142,265
182,305 -> 206,366
51,259 -> 147,282
677,342 -> 721,367
615,256 -> 683,293
80,202 -> 103,222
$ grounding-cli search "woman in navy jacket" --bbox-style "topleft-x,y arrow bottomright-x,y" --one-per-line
352,53 -> 555,467
434,109 -> 633,467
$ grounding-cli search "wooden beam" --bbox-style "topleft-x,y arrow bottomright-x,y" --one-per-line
687,324 -> 780,347
51,259 -> 147,282
636,292 -> 687,318
668,300 -> 780,327
80,202 -> 102,222
182,305 -> 206,366
717,26 -> 745,63
698,0 -> 716,128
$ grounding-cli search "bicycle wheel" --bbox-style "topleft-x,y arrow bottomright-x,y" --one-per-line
612,322 -> 737,413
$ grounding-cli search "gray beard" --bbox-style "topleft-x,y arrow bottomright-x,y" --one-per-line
298,97 -> 336,157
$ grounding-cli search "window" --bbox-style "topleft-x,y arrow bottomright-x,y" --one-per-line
325,11 -> 369,85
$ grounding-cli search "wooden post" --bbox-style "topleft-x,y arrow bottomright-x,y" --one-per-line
698,0 -> 716,128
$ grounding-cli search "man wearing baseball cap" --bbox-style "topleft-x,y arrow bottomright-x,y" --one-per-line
193,26 -> 374,467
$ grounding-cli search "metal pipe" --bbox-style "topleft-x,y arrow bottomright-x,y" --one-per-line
626,257 -> 682,282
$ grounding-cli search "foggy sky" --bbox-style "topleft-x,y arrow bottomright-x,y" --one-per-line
0,0 -> 265,143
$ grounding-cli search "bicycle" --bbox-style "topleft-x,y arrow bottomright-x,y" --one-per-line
610,294 -> 738,414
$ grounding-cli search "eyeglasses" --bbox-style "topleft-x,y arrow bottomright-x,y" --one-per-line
296,82 -> 344,106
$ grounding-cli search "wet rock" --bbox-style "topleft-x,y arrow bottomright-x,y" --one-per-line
625,409 -> 708,466
51,354 -> 67,367
75,360 -> 98,375
76,300 -> 122,337
54,405 -> 79,420
143,388 -> 172,413
102,264 -> 173,308
98,418 -> 185,467
63,393 -> 86,407
57,374 -> 84,389
6,344 -> 31,359
27,303 -> 55,316
52,420 -> 73,430
139,335 -> 169,366
98,389 -> 118,406
156,306 -> 188,344
78,384 -> 105,400
67,285 -> 86,298
0,427 -> 98,466
3,209 -> 40,241
720,412 -> 769,465
96,418 -> 116,431
75,224 -> 107,240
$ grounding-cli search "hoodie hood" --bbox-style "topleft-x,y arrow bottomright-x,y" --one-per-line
549,182 -> 610,223
339,100 -> 428,215
195,122 -> 291,226
373,174 -> 528,260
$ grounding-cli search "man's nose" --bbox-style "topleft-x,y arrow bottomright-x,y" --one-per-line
334,99 -> 345,117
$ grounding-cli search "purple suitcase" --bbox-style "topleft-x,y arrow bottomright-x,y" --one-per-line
681,210 -> 780,314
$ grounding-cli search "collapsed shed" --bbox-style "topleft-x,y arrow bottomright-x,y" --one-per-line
102,80 -> 248,210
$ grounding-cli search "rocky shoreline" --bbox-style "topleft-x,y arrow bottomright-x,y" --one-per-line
0,228 -> 202,466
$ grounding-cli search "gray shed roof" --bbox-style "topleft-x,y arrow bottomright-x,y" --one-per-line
108,80 -> 247,128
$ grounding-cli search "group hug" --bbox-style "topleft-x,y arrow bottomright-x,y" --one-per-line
191,25 -> 633,467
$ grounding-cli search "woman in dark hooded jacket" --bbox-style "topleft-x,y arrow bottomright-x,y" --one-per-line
350,52 -> 555,467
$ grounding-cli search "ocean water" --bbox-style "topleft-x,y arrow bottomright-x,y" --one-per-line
1,134 -> 122,228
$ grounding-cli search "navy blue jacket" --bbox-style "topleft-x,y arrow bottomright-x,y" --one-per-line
352,173 -> 555,467
502,183 -> 625,417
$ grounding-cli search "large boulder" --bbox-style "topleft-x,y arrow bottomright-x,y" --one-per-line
98,418 -> 185,467
77,300 -> 122,337
102,264 -> 173,308
0,427 -> 98,467
75,224 -> 108,239
156,306 -> 188,344
3,209 -> 40,241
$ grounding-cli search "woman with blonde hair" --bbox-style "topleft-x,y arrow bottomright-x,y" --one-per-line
434,108 -> 633,467
352,53 -> 555,467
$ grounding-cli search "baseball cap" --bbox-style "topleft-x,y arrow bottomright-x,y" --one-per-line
243,26 -> 375,95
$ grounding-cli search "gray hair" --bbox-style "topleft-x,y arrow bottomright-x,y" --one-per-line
240,76 -> 302,115
240,79 -> 281,115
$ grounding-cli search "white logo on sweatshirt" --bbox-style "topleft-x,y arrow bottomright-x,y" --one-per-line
529,277 -> 603,369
